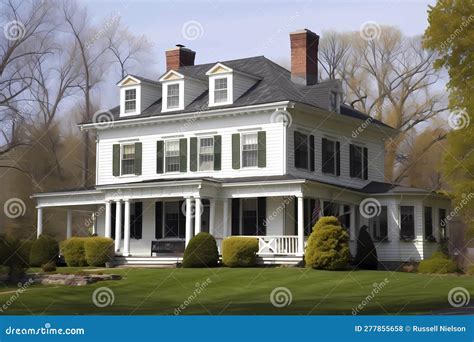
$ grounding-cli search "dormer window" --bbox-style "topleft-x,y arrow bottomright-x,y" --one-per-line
125,89 -> 137,113
167,84 -> 180,109
330,90 -> 341,113
214,78 -> 228,103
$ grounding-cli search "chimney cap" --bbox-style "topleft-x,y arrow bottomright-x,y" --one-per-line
176,44 -> 186,48
290,28 -> 319,37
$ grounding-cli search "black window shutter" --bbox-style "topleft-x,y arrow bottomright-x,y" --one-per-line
113,144 -> 120,176
349,144 -> 355,177
179,138 -> 187,172
214,135 -> 221,170
111,203 -> 117,239
190,137 -> 198,171
257,131 -> 266,168
156,141 -> 164,174
363,147 -> 368,180
321,138 -> 328,173
232,134 -> 240,169
336,141 -> 341,176
309,199 -> 316,234
309,135 -> 315,171
231,198 -> 240,235
257,197 -> 266,235
134,142 -> 142,175
155,202 -> 163,239
133,202 -> 143,239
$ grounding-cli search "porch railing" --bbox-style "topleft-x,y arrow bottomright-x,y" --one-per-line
241,235 -> 299,256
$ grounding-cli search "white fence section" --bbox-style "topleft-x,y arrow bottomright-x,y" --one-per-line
240,235 -> 299,256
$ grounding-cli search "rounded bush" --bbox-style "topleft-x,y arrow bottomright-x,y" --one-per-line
182,232 -> 219,268
305,216 -> 349,270
61,237 -> 88,267
84,237 -> 115,266
354,225 -> 378,270
29,235 -> 59,267
19,240 -> 34,265
222,237 -> 258,267
418,252 -> 457,274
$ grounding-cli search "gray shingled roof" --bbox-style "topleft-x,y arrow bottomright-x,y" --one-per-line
98,56 -> 392,130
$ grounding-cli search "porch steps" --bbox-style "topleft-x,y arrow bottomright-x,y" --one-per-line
115,255 -> 302,266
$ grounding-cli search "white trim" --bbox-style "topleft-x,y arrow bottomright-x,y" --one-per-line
158,70 -> 185,82
120,85 -> 141,117
197,136 -> 215,172
240,131 -> 259,169
208,74 -> 233,107
162,81 -> 184,112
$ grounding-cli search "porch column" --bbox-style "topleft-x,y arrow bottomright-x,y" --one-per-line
123,200 -> 131,256
223,198 -> 229,238
36,207 -> 43,238
66,210 -> 72,239
185,197 -> 194,247
297,196 -> 304,256
105,201 -> 112,238
350,205 -> 356,241
114,200 -> 122,252
92,213 -> 97,235
194,197 -> 202,235
209,199 -> 216,236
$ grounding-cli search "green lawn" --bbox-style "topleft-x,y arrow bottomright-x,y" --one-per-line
0,267 -> 472,315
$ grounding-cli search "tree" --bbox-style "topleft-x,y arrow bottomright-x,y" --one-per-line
424,0 -> 474,240
319,27 -> 448,183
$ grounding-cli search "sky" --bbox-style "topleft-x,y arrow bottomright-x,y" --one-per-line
83,0 -> 438,107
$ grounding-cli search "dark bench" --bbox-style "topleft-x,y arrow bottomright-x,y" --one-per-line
151,239 -> 185,256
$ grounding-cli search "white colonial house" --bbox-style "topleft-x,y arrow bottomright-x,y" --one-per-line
32,29 -> 450,266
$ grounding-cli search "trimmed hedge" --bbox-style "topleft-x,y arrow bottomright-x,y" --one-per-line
182,232 -> 219,268
29,235 -> 59,267
418,252 -> 457,274
354,225 -> 378,270
222,237 -> 258,267
84,237 -> 115,267
305,216 -> 349,270
61,237 -> 88,267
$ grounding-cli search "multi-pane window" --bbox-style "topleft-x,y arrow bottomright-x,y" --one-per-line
369,206 -> 388,241
424,207 -> 434,240
439,208 -> 447,239
242,133 -> 258,167
167,84 -> 180,109
124,89 -> 136,113
322,138 -> 339,175
121,144 -> 135,175
350,144 -> 368,179
294,132 -> 309,169
214,78 -> 228,103
199,137 -> 214,171
165,140 -> 180,172
330,91 -> 338,112
400,206 -> 415,240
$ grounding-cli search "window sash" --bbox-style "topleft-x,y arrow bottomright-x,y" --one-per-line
165,140 -> 180,172
295,132 -> 309,169
214,78 -> 228,103
424,207 -> 433,239
242,133 -> 258,167
167,84 -> 180,109
350,144 -> 363,178
199,137 -> 214,171
322,139 -> 336,174
121,144 -> 135,175
124,89 -> 137,113
400,206 -> 415,239
369,206 -> 388,240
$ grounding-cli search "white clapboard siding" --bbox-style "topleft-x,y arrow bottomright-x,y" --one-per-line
96,111 -> 285,185
140,84 -> 161,112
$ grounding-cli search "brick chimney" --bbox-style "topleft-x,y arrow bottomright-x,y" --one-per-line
289,29 -> 319,86
165,44 -> 196,71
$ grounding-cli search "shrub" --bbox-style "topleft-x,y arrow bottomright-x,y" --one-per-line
61,237 -> 88,267
84,237 -> 115,266
19,240 -> 34,265
29,235 -> 59,267
0,235 -> 29,282
222,237 -> 258,267
182,232 -> 219,268
467,265 -> 474,276
41,262 -> 56,272
354,225 -> 378,270
418,252 -> 457,274
305,216 -> 349,270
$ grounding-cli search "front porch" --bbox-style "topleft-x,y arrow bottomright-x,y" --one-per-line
31,177 -> 363,265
